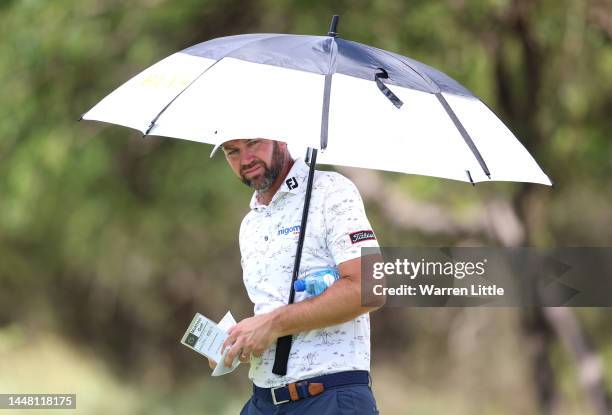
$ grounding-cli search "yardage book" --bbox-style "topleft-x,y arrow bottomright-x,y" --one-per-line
180,311 -> 240,376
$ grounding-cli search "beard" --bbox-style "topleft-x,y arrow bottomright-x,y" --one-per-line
240,141 -> 284,192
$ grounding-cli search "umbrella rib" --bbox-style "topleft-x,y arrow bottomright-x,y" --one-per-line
436,92 -> 491,179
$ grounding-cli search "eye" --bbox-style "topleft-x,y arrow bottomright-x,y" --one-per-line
225,149 -> 238,157
247,140 -> 261,147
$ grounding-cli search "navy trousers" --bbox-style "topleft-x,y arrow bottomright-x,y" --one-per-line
240,384 -> 380,415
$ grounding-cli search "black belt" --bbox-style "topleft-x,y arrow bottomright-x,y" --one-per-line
253,370 -> 370,405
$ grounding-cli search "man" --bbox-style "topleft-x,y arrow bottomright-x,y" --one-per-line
210,138 -> 382,414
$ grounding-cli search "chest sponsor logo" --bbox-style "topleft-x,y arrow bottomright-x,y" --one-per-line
285,177 -> 298,190
278,224 -> 301,236
349,230 -> 376,244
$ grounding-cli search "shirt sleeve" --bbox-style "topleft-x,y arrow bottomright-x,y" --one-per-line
323,173 -> 379,265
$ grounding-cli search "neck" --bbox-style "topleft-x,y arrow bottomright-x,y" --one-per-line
256,157 -> 295,206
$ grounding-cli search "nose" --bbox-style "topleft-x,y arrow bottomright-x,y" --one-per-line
239,146 -> 257,166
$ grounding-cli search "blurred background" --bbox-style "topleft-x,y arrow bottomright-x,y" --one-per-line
1,0 -> 611,414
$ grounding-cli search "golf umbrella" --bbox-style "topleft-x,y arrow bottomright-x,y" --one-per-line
81,15 -> 552,375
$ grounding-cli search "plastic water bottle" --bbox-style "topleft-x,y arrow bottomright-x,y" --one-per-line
294,268 -> 340,297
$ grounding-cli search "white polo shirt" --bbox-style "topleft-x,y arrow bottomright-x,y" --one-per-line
239,158 -> 379,387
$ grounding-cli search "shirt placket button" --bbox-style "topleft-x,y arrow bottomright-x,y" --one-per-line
265,208 -> 274,245
261,209 -> 272,250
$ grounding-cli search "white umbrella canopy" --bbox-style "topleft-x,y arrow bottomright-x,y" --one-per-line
82,23 -> 552,186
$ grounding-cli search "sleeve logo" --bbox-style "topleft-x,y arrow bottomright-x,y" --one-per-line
349,230 -> 376,244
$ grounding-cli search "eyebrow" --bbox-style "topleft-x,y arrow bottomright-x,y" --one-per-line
223,139 -> 261,151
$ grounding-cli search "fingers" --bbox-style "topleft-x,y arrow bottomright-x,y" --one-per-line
220,317 -> 271,366
226,324 -> 237,336
207,358 -> 217,369
224,338 -> 245,367
222,330 -> 239,354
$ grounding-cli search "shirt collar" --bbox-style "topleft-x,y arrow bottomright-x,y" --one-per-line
249,158 -> 310,211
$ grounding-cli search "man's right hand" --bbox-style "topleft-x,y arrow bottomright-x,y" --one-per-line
208,353 -> 251,370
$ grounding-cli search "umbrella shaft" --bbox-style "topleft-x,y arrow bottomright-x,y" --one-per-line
272,148 -> 318,376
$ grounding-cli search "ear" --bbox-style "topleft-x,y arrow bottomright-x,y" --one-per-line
278,141 -> 289,152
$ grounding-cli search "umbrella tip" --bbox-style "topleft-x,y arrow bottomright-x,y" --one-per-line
466,170 -> 476,186
328,15 -> 339,37
144,121 -> 155,136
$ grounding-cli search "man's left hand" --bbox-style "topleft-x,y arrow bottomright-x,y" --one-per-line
222,312 -> 280,367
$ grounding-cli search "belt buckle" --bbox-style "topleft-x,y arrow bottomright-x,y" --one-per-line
271,386 -> 290,405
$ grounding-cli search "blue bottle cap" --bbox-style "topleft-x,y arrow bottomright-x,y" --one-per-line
294,279 -> 306,292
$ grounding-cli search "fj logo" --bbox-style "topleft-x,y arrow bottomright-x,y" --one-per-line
286,177 -> 298,190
